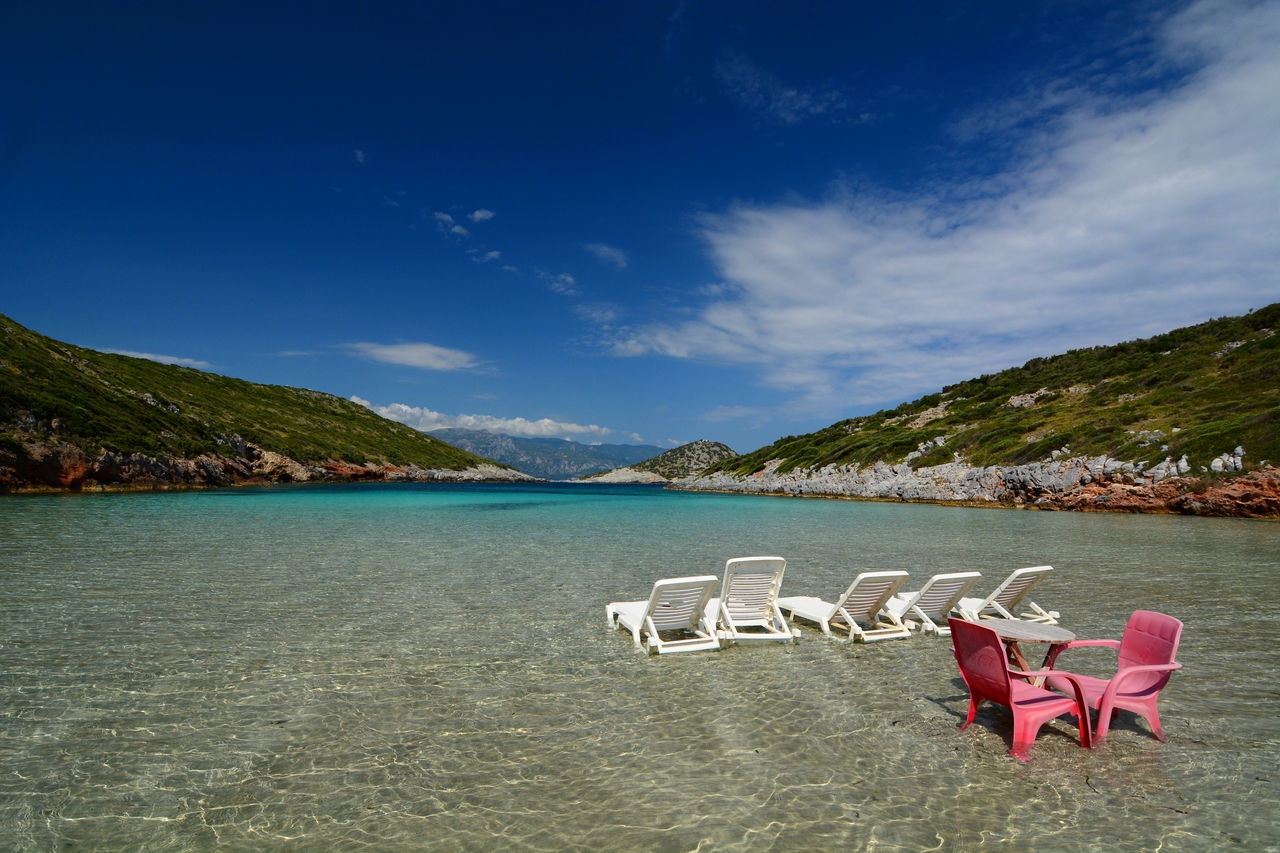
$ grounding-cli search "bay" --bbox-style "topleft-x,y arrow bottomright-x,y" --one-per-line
1,482 -> 1277,850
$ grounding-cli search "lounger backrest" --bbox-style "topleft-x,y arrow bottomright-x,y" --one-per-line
646,576 -> 718,631
835,570 -> 909,621
720,557 -> 786,621
909,571 -> 982,617
986,565 -> 1051,609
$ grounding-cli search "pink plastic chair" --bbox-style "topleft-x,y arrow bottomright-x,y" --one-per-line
1045,610 -> 1183,742
949,618 -> 1092,760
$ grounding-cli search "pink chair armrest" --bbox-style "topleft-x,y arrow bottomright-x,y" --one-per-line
1104,661 -> 1183,693
1061,639 -> 1122,650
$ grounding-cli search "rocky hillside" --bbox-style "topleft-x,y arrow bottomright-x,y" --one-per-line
585,440 -> 737,483
678,305 -> 1280,517
0,315 -> 531,492
428,428 -> 662,480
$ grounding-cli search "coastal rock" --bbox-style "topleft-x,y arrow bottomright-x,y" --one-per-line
675,454 -> 1280,519
0,434 -> 536,493
583,466 -> 668,484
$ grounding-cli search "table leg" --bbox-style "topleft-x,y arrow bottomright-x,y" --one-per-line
1040,643 -> 1065,671
1005,640 -> 1031,672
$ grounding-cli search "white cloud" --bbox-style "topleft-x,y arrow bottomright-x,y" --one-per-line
715,50 -> 847,125
351,396 -> 616,440
541,272 -> 579,296
470,249 -> 501,263
433,211 -> 454,224
353,149 -> 366,164
449,224 -> 469,237
346,341 -> 480,371
583,242 -> 629,269
613,0 -> 1280,416
99,348 -> 211,368
468,208 -> 495,222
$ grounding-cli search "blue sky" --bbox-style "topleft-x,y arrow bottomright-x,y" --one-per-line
2,1 -> 1277,454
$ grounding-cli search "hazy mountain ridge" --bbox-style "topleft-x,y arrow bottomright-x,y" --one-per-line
679,305 -> 1280,517
428,428 -> 663,480
0,315 -> 529,492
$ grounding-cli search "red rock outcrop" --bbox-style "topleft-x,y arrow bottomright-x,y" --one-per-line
1040,467 -> 1280,518
0,434 -> 535,493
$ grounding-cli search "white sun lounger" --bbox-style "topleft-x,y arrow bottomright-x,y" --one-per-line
885,571 -> 982,636
707,556 -> 799,644
606,575 -> 722,655
955,565 -> 1060,624
778,570 -> 912,642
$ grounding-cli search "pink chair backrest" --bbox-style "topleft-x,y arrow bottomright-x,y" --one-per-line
1118,610 -> 1183,692
951,619 -> 1012,706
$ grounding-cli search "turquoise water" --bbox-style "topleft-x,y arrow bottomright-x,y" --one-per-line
1,482 -> 1277,851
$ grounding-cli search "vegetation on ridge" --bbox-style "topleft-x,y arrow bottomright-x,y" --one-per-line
0,314 -> 494,471
712,304 -> 1280,477
630,440 -> 738,480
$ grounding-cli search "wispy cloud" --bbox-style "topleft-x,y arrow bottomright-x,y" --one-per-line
612,0 -> 1280,417
351,396 -> 617,440
346,341 -> 481,371
583,242 -> 629,269
468,208 -> 495,222
99,348 -> 211,368
715,50 -> 847,125
574,303 -> 620,325
353,149 -> 366,164
702,405 -> 769,423
431,211 -> 470,237
541,271 -> 579,296
663,0 -> 689,58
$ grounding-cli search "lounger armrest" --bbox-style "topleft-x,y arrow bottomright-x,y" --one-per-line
1012,668 -> 1093,749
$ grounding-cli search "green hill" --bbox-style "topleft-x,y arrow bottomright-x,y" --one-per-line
632,440 -> 738,480
0,314 -> 514,490
712,304 -> 1279,479
580,440 -> 738,482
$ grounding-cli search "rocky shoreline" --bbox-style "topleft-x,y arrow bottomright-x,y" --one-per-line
0,435 -> 536,494
674,455 -> 1280,519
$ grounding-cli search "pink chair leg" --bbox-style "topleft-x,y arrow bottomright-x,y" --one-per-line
1010,718 -> 1048,761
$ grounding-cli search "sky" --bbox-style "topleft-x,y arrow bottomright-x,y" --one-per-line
2,1 -> 1277,454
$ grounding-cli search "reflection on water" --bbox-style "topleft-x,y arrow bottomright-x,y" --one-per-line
1,483 -> 1277,851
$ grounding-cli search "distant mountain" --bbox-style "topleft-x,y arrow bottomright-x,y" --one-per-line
0,314 -> 526,492
681,304 -> 1280,517
584,440 -> 738,483
428,428 -> 663,480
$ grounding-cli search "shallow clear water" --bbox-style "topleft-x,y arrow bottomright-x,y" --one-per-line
1,482 -> 1277,851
